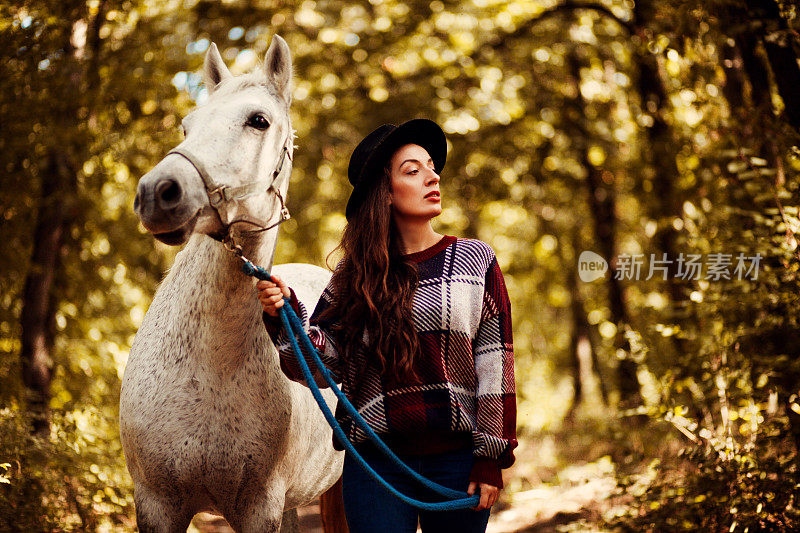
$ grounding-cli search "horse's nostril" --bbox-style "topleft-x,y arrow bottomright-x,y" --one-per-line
133,191 -> 140,211
156,178 -> 182,208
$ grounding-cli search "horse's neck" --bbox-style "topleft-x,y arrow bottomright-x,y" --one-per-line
163,231 -> 279,374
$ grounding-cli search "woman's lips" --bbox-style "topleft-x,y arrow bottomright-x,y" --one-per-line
424,191 -> 440,201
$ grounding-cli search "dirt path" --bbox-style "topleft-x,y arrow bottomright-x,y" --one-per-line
189,456 -> 619,533
485,460 -> 618,532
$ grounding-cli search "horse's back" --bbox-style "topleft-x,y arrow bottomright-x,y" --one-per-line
270,263 -> 332,314
269,263 -> 345,507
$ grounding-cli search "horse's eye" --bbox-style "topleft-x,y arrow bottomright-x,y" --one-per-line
247,114 -> 270,131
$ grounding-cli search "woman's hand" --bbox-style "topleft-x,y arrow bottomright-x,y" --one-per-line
256,275 -> 291,317
467,481 -> 499,510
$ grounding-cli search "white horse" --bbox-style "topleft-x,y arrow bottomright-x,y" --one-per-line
121,35 -> 345,532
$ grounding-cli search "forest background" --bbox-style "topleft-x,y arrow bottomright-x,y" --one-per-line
2,0 -> 800,531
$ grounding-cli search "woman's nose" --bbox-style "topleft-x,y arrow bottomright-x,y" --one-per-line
425,169 -> 440,184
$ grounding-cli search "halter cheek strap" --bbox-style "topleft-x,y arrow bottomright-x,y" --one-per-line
166,139 -> 293,238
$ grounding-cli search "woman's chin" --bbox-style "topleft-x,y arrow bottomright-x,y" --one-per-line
427,204 -> 443,217
391,204 -> 443,221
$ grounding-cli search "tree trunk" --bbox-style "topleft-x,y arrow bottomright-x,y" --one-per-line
628,0 -> 706,408
720,40 -> 747,119
566,48 -> 642,407
585,158 -> 641,408
565,228 -> 607,421
735,33 -> 772,111
744,0 -> 800,129
762,39 -> 800,129
19,149 -> 73,436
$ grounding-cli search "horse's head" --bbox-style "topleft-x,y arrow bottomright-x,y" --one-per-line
134,35 -> 294,246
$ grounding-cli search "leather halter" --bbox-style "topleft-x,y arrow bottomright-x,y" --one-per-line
166,137 -> 292,239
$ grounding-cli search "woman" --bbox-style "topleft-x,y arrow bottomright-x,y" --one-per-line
257,118 -> 517,533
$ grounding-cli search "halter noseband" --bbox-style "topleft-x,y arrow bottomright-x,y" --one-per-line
166,137 -> 293,240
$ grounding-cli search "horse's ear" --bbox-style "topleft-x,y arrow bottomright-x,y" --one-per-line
263,35 -> 292,105
204,42 -> 233,94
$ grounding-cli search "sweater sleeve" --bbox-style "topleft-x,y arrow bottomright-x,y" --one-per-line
469,255 -> 518,489
262,279 -> 343,387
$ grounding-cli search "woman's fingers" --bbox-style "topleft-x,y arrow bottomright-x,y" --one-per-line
262,294 -> 285,304
260,300 -> 284,316
271,275 -> 291,297
481,489 -> 490,509
257,284 -> 286,300
258,292 -> 283,306
256,276 -> 286,290
259,293 -> 284,304
468,482 -> 499,510
256,279 -> 275,290
488,484 -> 499,503
257,285 -> 287,315
256,275 -> 291,317
467,482 -> 481,510
259,287 -> 283,297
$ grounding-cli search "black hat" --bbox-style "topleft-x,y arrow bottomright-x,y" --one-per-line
345,118 -> 447,221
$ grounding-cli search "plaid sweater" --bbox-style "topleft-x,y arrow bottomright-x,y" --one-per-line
263,235 -> 517,488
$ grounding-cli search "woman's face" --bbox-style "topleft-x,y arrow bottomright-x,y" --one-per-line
388,143 -> 442,220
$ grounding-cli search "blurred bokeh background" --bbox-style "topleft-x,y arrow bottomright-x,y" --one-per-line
2,0 -> 800,531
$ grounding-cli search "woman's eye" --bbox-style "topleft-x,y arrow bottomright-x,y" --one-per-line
246,114 -> 270,131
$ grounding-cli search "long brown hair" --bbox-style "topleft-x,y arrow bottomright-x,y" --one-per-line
319,162 -> 421,386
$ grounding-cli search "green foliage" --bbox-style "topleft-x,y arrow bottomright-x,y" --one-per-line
610,425 -> 799,531
599,1 -> 800,530
0,405 -> 133,531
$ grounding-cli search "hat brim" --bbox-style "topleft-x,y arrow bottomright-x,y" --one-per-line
346,119 -> 447,220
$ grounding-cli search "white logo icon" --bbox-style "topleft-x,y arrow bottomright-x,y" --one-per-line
579,251 -> 608,282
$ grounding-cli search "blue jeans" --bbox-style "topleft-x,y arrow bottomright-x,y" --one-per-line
341,444 -> 492,533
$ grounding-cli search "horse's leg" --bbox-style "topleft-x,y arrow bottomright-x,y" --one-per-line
134,489 -> 192,533
229,490 -> 287,533
278,509 -> 299,533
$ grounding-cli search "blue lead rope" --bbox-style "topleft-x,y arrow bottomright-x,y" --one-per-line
243,261 -> 480,511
